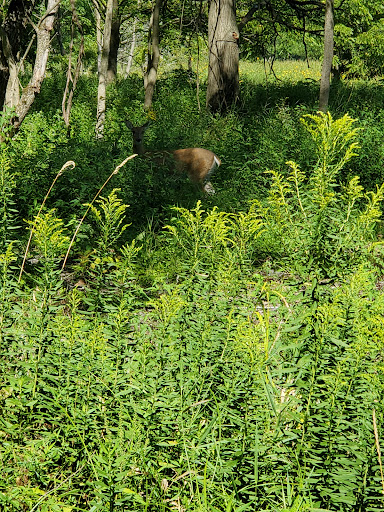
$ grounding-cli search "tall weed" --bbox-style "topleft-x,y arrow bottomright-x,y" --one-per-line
0,147 -> 18,252
258,112 -> 384,275
81,189 -> 132,311
164,200 -> 263,278
0,148 -> 18,341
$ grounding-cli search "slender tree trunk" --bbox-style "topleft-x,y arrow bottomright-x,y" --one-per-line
62,0 -> 84,129
94,1 -> 102,70
56,7 -> 66,56
107,0 -> 120,83
13,0 -> 60,130
0,0 -> 36,111
95,0 -> 114,139
125,19 -> 137,77
0,29 -> 19,108
319,0 -> 334,112
143,0 -> 162,110
206,0 -> 239,113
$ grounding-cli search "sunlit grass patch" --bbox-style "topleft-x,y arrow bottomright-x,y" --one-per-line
240,59 -> 322,84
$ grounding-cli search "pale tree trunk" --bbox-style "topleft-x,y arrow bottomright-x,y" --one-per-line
13,0 -> 60,131
0,29 -> 20,108
62,0 -> 84,129
125,0 -> 140,77
0,0 -> 36,110
206,0 -> 239,113
143,0 -> 162,110
5,59 -> 19,107
319,0 -> 334,112
107,0 -> 120,83
94,1 -> 102,70
125,20 -> 137,77
95,0 -> 114,139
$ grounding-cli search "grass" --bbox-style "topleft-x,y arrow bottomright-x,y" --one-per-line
240,59 -> 322,83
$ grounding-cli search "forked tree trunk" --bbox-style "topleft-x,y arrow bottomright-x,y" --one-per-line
206,0 -> 239,113
143,0 -> 162,110
319,0 -> 334,112
95,0 -> 114,138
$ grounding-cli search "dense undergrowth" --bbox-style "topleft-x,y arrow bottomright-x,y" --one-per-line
9,62 -> 384,232
1,64 -> 384,511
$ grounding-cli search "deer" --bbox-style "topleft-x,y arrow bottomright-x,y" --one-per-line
126,120 -> 221,195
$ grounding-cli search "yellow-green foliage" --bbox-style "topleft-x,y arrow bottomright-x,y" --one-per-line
87,188 -> 130,252
258,112 -> 384,273
2,113 -> 384,512
165,200 -> 263,275
28,210 -> 70,261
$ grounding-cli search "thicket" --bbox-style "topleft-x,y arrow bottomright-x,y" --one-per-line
1,66 -> 384,511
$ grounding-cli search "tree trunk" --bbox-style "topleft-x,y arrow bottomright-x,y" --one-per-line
62,0 -> 84,129
319,0 -> 334,112
107,0 -> 120,83
94,1 -> 102,70
125,20 -> 137,77
13,0 -> 60,130
206,0 -> 239,113
143,0 -> 162,110
95,0 -> 114,139
0,28 -> 19,108
0,0 -> 36,111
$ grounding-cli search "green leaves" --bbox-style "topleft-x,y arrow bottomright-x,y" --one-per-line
164,199 -> 263,278
87,188 -> 130,253
2,111 -> 384,511
258,112 -> 384,275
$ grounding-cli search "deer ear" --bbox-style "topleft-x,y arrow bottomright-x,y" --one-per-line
143,120 -> 151,129
126,120 -> 133,129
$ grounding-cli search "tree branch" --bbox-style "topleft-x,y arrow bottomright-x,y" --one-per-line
238,1 -> 266,31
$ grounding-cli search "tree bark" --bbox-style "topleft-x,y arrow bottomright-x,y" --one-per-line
93,0 -> 102,70
0,28 -> 19,108
319,0 -> 334,112
95,0 -> 114,138
206,0 -> 239,113
143,0 -> 162,110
